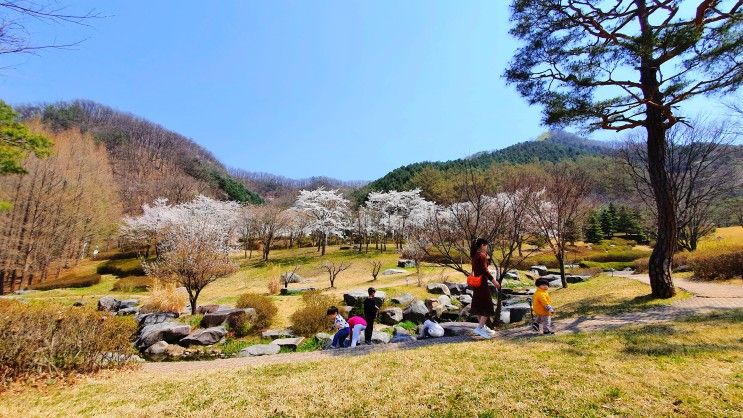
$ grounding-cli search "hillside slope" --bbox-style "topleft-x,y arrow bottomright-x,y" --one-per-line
355,130 -> 614,199
19,101 -> 262,213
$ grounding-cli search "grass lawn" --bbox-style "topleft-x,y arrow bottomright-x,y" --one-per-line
2,310 -> 740,417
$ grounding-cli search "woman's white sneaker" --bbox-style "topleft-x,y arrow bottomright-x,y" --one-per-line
475,326 -> 493,339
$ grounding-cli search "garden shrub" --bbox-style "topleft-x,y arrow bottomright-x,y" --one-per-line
267,276 -> 281,295
139,282 -> 188,314
111,276 -> 153,292
227,312 -> 253,337
688,247 -> 743,280
30,273 -> 101,291
632,253 -> 689,273
290,291 -> 335,336
235,293 -> 278,330
96,258 -> 146,278
0,300 -> 137,387
584,249 -> 650,263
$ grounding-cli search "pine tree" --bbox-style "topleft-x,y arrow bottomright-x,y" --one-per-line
584,212 -> 604,244
599,204 -> 617,239
615,206 -> 631,234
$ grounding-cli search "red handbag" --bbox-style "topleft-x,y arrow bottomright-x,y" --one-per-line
467,274 -> 482,287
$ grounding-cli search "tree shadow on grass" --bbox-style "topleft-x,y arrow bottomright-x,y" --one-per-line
615,319 -> 742,357
556,294 -> 665,319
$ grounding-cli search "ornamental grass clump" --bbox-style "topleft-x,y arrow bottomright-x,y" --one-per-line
235,293 -> 277,330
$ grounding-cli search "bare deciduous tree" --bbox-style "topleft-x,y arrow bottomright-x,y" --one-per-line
320,261 -> 351,289
369,260 -> 382,282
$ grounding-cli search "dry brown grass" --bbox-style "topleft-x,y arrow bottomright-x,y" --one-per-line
1,311 -> 740,417
139,282 -> 188,314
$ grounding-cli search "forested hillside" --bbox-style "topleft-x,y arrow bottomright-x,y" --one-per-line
229,169 -> 367,202
353,130 -> 615,202
18,101 -> 262,214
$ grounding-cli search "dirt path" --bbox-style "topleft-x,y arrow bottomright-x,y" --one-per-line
142,278 -> 743,375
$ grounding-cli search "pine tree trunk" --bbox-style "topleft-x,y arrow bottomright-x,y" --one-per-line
558,250 -> 567,289
642,65 -> 676,299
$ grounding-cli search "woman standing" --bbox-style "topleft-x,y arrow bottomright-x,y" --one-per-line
470,238 -> 500,339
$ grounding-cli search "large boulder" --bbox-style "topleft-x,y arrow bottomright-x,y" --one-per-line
179,326 -> 228,346
379,307 -> 404,325
383,268 -> 407,275
144,341 -> 169,355
117,307 -> 139,316
397,259 -> 416,268
444,282 -> 467,296
164,343 -> 186,358
504,270 -> 520,280
504,303 -> 531,322
315,332 -> 333,347
239,344 -> 281,357
271,337 -> 305,351
390,334 -> 416,343
281,271 -> 303,283
402,300 -> 429,323
390,293 -> 414,306
437,295 -> 452,306
118,299 -> 139,309
196,304 -> 221,314
200,308 -> 256,328
426,283 -> 450,296
530,265 -> 549,276
97,296 -> 119,312
440,322 -> 478,337
262,329 -> 296,340
135,322 -> 191,349
371,331 -> 391,344
136,312 -> 178,330
343,290 -> 386,306
457,294 -> 473,305
566,275 -> 590,284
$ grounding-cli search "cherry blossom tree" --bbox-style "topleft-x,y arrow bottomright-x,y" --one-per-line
134,195 -> 240,314
292,188 -> 350,256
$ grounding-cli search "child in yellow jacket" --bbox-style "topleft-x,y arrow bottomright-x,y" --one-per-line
531,278 -> 555,334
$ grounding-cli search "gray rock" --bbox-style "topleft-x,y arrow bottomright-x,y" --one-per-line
440,322 -> 478,336
240,344 -> 281,357
393,326 -> 411,336
504,303 -> 531,322
371,331 -> 391,344
136,312 -> 178,329
390,334 -> 416,343
281,271 -> 303,283
437,295 -> 452,306
397,259 -> 416,268
343,290 -> 386,306
402,300 -> 429,323
426,283 -> 450,296
117,307 -> 139,316
196,304 -> 221,314
444,282 -> 468,295
315,332 -> 333,347
390,293 -> 414,306
118,299 -> 139,308
200,308 -> 256,328
340,306 -> 354,318
566,275 -> 590,284
270,337 -> 305,350
379,307 -> 404,325
262,329 -> 296,340
504,270 -> 520,280
97,296 -> 119,312
135,322 -> 191,349
72,299 -> 85,307
383,268 -> 407,275
144,341 -> 169,355
179,326 -> 228,346
458,294 -> 473,305
530,265 -> 549,275
548,280 -> 563,288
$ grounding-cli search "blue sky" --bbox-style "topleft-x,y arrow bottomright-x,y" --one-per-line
0,1 -> 733,180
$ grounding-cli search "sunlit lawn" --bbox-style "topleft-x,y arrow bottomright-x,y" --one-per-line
2,310 -> 740,417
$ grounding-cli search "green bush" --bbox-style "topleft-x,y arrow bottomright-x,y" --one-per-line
579,261 -> 635,270
235,293 -> 277,330
0,300 -> 137,387
688,247 -> 743,281
227,312 -> 253,337
30,274 -> 101,291
96,258 -> 146,277
290,291 -> 336,336
111,276 -> 153,292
